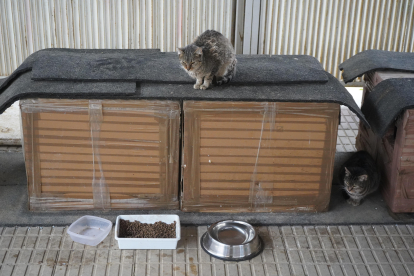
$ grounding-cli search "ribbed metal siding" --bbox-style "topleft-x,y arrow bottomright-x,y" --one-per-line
0,0 -> 236,76
256,0 -> 414,79
2,0 -> 413,79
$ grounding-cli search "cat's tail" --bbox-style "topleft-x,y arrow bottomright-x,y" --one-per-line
216,58 -> 237,86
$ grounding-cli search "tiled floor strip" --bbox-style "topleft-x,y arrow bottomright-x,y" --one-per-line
0,225 -> 414,276
337,106 -> 360,153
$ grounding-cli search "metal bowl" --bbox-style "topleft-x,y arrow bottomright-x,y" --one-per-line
200,220 -> 263,261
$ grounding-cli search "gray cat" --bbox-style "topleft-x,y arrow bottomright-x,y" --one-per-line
339,151 -> 380,206
177,30 -> 237,90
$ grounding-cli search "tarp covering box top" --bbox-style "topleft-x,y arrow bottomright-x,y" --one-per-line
340,49 -> 414,137
0,49 -> 366,212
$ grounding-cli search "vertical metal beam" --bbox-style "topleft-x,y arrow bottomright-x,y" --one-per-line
234,0 -> 245,54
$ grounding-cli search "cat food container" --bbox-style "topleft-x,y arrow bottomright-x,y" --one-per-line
67,215 -> 112,246
115,215 -> 181,249
201,220 -> 263,261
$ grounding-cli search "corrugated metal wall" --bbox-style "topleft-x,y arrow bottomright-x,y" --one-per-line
1,0 -> 413,79
253,0 -> 414,78
0,0 -> 236,76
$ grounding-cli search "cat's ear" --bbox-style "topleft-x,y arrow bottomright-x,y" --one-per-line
358,175 -> 368,181
177,47 -> 184,55
194,47 -> 203,56
344,167 -> 351,176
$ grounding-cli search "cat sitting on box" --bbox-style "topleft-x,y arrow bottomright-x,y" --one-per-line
177,30 -> 237,90
339,151 -> 380,206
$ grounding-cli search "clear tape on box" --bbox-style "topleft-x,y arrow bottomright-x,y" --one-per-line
248,102 -> 277,209
181,101 -> 339,212
20,99 -> 180,211
89,100 -> 110,210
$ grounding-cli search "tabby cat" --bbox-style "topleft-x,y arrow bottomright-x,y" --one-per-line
177,30 -> 237,90
339,151 -> 380,206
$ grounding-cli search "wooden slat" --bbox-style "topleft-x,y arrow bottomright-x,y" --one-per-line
184,100 -> 337,111
40,177 -> 160,185
37,112 -> 164,124
200,173 -> 322,182
201,114 -> 330,123
199,148 -> 326,158
37,145 -> 159,156
42,186 -> 161,194
39,162 -> 161,172
200,130 -> 328,140
43,192 -> 162,200
39,153 -> 160,163
200,164 -> 323,174
41,170 -> 160,179
200,138 -> 326,149
200,121 -> 327,132
199,156 -> 323,166
33,128 -> 160,138
34,120 -> 160,133
200,182 -> 320,190
200,190 -> 319,196
36,135 -> 160,145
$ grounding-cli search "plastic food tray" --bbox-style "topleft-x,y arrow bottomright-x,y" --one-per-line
115,215 -> 180,249
67,216 -> 112,246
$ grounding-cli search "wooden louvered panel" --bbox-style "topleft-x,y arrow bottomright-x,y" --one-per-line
36,116 -> 162,196
182,101 -> 339,212
21,99 -> 180,210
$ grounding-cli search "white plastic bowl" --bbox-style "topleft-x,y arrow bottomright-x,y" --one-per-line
67,215 -> 112,246
115,215 -> 180,249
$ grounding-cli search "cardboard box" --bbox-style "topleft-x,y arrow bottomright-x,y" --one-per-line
20,99 -> 180,210
357,71 -> 414,212
181,101 -> 339,212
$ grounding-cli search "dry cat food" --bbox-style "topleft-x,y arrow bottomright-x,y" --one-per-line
118,219 -> 176,238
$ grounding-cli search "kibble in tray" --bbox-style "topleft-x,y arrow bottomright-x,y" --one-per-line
118,219 -> 177,238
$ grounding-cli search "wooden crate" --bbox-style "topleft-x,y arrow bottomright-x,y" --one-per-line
357,71 -> 414,212
20,99 -> 180,211
181,101 -> 339,212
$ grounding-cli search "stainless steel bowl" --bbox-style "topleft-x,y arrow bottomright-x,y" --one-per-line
200,220 -> 263,261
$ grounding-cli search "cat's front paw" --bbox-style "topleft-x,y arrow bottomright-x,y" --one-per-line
347,198 -> 361,206
193,84 -> 201,89
200,84 -> 210,90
